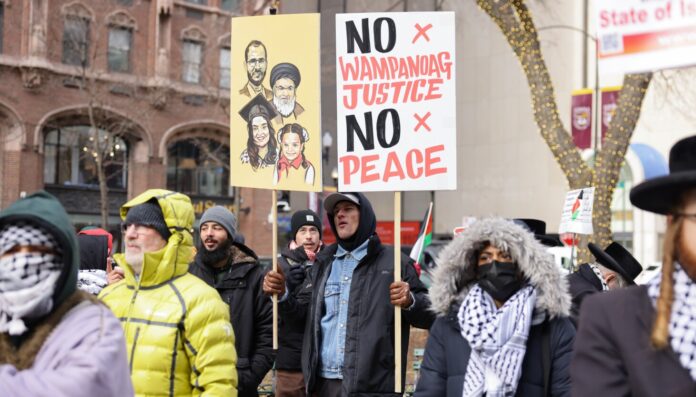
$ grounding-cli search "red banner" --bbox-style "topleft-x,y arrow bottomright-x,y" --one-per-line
322,221 -> 421,246
601,86 -> 621,144
571,89 -> 593,149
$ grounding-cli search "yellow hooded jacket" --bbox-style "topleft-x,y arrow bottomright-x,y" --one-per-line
99,190 -> 237,396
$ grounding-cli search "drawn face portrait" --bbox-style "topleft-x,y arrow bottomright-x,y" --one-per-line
281,131 -> 303,161
245,45 -> 267,86
272,77 -> 297,117
251,115 -> 270,148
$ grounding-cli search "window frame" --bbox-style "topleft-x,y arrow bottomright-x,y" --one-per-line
107,26 -> 133,73
44,126 -> 129,190
62,15 -> 91,66
219,46 -> 230,89
182,39 -> 203,84
166,138 -> 230,197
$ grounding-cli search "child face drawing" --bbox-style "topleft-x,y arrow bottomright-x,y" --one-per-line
252,116 -> 270,148
281,132 -> 302,161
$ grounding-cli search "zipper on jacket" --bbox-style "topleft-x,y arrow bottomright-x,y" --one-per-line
129,326 -> 141,374
124,286 -> 140,342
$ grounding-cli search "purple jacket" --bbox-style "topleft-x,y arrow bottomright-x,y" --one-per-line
0,301 -> 134,396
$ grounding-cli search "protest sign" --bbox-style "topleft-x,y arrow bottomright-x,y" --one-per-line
559,187 -> 595,235
231,14 -> 322,192
335,12 -> 456,191
596,0 -> 696,76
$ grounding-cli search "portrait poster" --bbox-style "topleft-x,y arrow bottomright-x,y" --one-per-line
335,12 -> 456,192
230,14 -> 322,192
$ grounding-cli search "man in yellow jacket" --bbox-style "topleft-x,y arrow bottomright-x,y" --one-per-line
100,189 -> 237,396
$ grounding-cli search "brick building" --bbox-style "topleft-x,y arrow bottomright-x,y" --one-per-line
0,0 -> 279,254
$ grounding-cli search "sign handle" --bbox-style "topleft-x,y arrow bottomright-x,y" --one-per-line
394,191 -> 402,393
569,233 -> 577,272
272,190 -> 278,350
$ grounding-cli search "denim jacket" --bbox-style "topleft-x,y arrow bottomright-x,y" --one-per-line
318,239 -> 369,379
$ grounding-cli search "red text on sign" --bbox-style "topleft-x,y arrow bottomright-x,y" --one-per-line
339,144 -> 447,185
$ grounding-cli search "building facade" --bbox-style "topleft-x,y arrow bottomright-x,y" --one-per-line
0,0 -> 279,253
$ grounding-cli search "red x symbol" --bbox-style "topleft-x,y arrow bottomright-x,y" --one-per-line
412,23 -> 433,43
414,112 -> 432,132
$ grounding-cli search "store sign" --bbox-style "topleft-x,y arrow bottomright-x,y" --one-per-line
322,220 -> 420,245
596,0 -> 696,76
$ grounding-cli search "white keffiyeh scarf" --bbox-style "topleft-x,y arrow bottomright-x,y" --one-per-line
0,222 -> 62,335
458,284 -> 540,397
647,262 -> 696,381
589,263 -> 609,291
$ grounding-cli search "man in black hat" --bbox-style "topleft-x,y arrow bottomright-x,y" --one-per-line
513,218 -> 564,247
270,62 -> 304,124
273,209 -> 324,397
571,135 -> 696,395
239,40 -> 272,100
567,241 -> 642,326
263,192 -> 434,396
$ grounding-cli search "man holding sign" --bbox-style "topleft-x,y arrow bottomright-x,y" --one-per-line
263,192 -> 434,396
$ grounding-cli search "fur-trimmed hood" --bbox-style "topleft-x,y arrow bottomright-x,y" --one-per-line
429,217 -> 571,318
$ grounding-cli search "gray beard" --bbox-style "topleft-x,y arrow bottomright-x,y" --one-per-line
125,249 -> 144,275
274,96 -> 296,117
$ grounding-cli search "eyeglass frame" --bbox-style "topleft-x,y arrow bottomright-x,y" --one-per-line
120,222 -> 159,235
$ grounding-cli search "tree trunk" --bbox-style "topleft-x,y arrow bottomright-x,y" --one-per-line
87,102 -> 110,229
476,0 -> 652,262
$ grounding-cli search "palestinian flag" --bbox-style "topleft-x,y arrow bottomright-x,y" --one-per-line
410,202 -> 433,265
571,190 -> 584,221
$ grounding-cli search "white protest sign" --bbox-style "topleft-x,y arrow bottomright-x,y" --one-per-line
559,187 -> 595,235
335,12 -> 456,192
596,0 -> 696,76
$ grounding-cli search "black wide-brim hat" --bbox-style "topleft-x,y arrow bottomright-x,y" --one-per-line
630,135 -> 696,214
512,218 -> 563,247
588,242 -> 642,284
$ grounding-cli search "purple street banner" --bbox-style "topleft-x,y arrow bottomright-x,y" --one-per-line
571,89 -> 593,150
601,86 -> 622,143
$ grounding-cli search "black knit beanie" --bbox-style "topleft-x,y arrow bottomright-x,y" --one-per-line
291,210 -> 322,241
125,201 -> 171,241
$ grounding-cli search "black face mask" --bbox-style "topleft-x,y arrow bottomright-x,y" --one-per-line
476,261 -> 523,302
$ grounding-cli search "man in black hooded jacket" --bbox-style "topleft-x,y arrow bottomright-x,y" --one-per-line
189,206 -> 274,396
263,192 -> 434,396
275,209 -> 324,396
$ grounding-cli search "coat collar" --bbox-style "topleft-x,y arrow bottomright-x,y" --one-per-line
429,218 -> 571,318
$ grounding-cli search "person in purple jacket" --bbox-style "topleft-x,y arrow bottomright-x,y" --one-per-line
0,191 -> 133,396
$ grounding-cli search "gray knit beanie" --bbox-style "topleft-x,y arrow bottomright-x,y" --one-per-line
200,206 -> 237,239
125,201 -> 171,241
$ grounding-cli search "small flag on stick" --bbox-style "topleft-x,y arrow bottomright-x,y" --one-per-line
409,202 -> 433,266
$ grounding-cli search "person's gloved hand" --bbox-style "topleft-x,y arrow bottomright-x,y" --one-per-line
286,265 -> 306,292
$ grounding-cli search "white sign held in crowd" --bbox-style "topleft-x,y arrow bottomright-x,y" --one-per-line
335,12 -> 457,192
595,0 -> 696,77
559,187 -> 595,235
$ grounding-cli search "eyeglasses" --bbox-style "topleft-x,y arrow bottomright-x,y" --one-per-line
120,223 -> 155,235
674,213 -> 696,222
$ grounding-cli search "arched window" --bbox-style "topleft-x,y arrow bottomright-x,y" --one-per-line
44,125 -> 128,189
167,138 -> 230,197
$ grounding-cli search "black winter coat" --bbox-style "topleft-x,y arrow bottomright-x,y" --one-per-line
280,235 -> 435,396
571,285 -> 696,397
567,263 -> 603,327
415,304 -> 575,397
276,245 -> 314,371
189,243 -> 275,397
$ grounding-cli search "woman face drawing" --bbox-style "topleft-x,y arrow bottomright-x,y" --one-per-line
251,115 -> 270,148
281,131 -> 303,161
